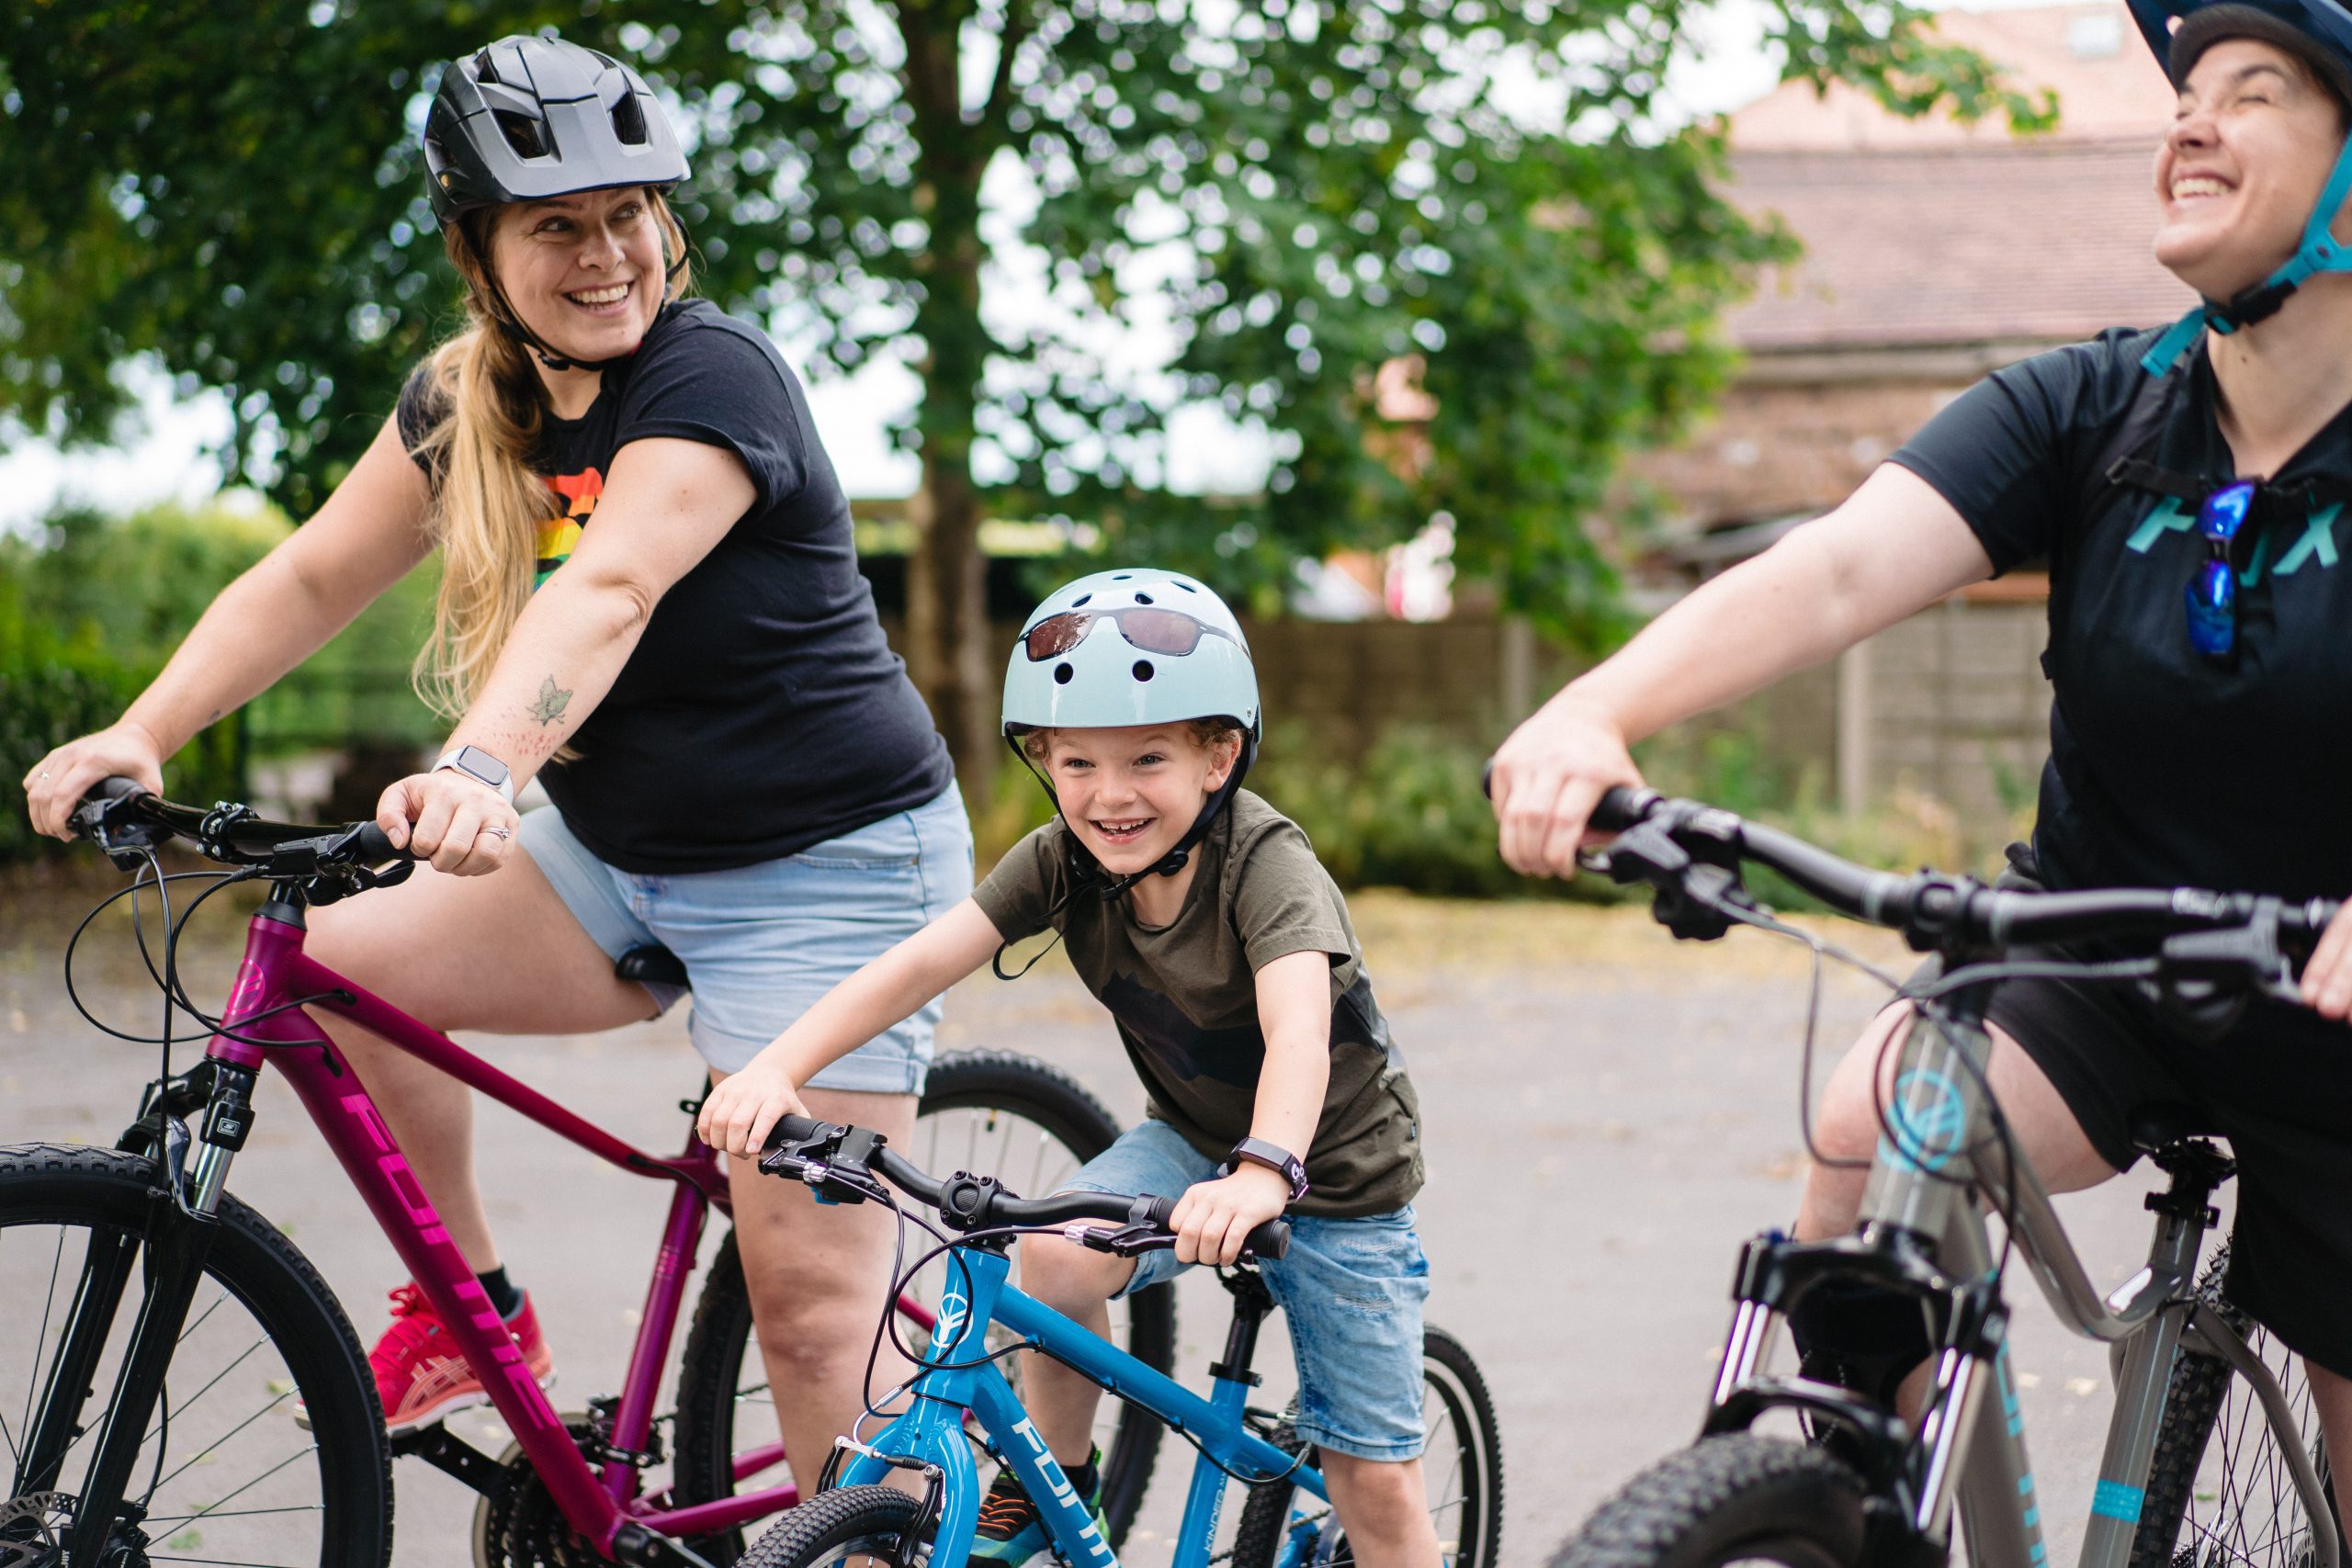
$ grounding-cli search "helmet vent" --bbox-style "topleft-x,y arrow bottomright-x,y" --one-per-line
493,109 -> 548,159
1133,660 -> 1156,682
610,91 -> 649,147
1054,662 -> 1075,684
1134,591 -> 1154,604
475,49 -> 502,85
1071,593 -> 1091,606
1174,580 -> 1198,592
1112,573 -> 1132,581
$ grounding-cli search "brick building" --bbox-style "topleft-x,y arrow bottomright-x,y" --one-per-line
1628,3 -> 2195,820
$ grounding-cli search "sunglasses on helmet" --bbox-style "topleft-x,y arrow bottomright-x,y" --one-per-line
1022,606 -> 1241,663
2184,479 -> 2256,661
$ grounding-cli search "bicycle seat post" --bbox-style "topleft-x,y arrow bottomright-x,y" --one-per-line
1209,1265 -> 1278,1391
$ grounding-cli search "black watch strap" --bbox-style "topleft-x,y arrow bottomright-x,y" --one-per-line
1225,1137 -> 1309,1202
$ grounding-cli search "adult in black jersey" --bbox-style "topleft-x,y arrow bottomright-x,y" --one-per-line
1488,0 -> 2352,1461
21,36 -> 968,1480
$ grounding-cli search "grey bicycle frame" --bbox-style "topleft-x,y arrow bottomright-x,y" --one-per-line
1724,1002 -> 2340,1568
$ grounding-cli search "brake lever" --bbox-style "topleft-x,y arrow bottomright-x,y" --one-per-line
1064,1221 -> 1170,1257
76,792 -> 171,871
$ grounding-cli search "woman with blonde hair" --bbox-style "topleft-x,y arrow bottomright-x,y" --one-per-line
20,34 -> 969,1488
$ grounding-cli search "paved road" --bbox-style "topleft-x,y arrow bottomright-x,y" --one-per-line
0,879 -> 2194,1566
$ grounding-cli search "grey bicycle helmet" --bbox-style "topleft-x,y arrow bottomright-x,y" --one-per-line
424,36 -> 686,226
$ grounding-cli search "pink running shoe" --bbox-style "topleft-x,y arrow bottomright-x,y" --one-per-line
302,1282 -> 555,1433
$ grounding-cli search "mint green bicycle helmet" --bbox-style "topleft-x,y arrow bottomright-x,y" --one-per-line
1001,568 -> 1262,899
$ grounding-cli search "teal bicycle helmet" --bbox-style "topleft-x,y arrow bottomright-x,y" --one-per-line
1001,569 -> 1262,898
2131,0 -> 2352,369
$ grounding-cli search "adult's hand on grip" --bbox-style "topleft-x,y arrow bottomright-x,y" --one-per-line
698,1065 -> 814,1161
1488,694 -> 1645,878
23,722 -> 168,840
376,770 -> 520,877
2301,897 -> 2352,1021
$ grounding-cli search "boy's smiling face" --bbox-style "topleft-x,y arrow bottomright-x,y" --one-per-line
1043,723 -> 1242,876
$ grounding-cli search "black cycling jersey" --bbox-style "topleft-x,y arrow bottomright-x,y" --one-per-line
398,298 -> 953,874
1893,325 -> 2352,903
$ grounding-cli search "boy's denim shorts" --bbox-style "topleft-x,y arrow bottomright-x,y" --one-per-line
517,785 -> 974,1089
1060,1120 -> 1430,1462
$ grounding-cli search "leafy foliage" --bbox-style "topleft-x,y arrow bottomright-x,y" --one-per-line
3,0 -> 2049,779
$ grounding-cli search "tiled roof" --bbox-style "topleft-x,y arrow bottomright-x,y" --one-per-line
1724,138 -> 2197,351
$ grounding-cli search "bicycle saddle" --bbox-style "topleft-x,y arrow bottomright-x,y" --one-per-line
2129,1101 -> 2219,1157
615,944 -> 689,988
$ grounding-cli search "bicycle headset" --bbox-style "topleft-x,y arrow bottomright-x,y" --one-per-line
2132,0 -> 2352,370
422,34 -> 690,373
1001,568 -> 1264,913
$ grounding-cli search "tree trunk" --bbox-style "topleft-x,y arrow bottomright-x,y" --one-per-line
900,4 -> 1001,805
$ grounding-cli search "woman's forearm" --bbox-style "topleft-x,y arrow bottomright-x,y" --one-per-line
1561,466 -> 1994,744
442,567 -> 650,784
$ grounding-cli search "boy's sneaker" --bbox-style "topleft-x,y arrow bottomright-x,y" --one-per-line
971,1450 -> 1105,1566
297,1282 -> 554,1433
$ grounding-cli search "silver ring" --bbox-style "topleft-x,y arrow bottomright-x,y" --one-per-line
482,825 -> 513,840
39,771 -> 51,781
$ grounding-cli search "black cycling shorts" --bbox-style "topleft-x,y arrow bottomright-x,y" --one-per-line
1963,908 -> 2352,1378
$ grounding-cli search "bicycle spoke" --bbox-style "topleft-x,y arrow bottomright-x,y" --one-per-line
143,1331 -> 275,1445
18,1225 -> 68,1467
146,1443 -> 330,1529
148,1391 -> 301,1495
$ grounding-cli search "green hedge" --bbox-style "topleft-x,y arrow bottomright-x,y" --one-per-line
0,587 -> 243,865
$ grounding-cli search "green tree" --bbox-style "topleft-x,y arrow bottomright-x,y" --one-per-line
2,1 -> 2046,787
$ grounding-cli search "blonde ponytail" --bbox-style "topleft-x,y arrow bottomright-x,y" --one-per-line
409,192 -> 695,729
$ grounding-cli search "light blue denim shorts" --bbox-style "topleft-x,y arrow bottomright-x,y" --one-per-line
1061,1119 -> 1430,1462
517,785 -> 974,1089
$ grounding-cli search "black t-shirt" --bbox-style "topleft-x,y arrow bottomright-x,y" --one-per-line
397,299 -> 953,873
1893,326 -> 2352,900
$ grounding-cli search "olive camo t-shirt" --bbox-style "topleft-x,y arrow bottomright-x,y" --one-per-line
973,791 -> 1422,1217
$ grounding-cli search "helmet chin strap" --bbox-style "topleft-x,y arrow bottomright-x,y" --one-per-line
2143,130 -> 2352,373
1004,730 -> 1261,902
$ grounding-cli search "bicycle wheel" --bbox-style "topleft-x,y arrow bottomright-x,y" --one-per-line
670,1051 -> 1174,1561
738,1485 -> 921,1568
0,1143 -> 391,1568
2133,1246 -> 2334,1568
1229,1325 -> 1505,1568
1548,1434 -> 1867,1568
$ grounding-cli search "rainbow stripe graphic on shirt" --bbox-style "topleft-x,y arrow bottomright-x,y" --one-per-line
537,468 -> 604,587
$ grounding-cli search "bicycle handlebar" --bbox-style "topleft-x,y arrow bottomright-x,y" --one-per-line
759,1113 -> 1293,1261
1587,788 -> 2341,1013
70,779 -> 413,876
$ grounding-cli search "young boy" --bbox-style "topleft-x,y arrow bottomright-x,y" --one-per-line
698,569 -> 1437,1568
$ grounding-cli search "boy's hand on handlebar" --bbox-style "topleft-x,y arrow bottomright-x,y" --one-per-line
23,723 -> 168,840
698,1064 -> 812,1160
1489,695 -> 1645,879
2301,899 -> 2352,1020
1170,1165 -> 1291,1267
376,771 -> 520,876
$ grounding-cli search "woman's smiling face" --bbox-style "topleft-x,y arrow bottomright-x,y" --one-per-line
2154,37 -> 2351,299
488,186 -> 666,366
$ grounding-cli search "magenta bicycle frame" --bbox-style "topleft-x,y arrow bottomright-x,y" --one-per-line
211,905 -> 909,1553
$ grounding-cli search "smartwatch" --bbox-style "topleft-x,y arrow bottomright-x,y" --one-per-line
432,744 -> 515,805
1224,1137 -> 1309,1203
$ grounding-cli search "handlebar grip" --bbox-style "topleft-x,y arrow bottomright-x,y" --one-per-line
1590,786 -> 1659,833
1139,1195 -> 1293,1259
351,823 -> 410,863
89,776 -> 148,804
764,1113 -> 830,1153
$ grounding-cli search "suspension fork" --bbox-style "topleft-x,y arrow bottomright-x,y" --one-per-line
51,1063 -> 259,1564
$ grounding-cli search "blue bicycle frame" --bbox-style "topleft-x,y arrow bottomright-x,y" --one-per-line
837,1244 -> 1326,1568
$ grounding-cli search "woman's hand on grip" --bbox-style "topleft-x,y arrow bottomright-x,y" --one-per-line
376,770 -> 520,876
1489,694 -> 1645,878
2301,898 -> 2352,1021
22,722 -> 169,840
